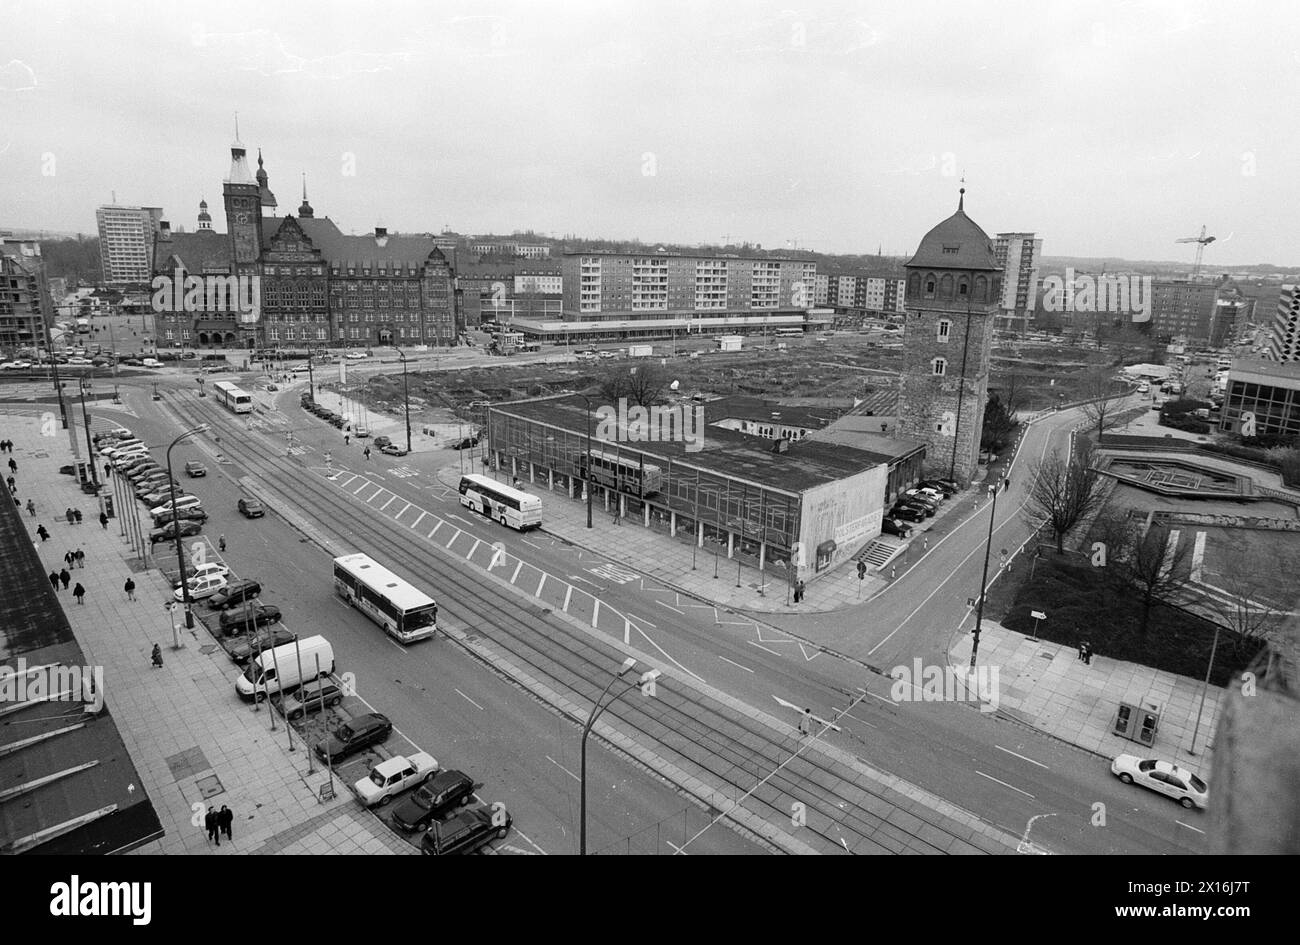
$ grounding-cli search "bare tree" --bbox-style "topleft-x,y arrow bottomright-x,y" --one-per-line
999,373 -> 1028,417
1101,516 -> 1194,636
1078,369 -> 1130,439
1209,552 -> 1286,661
1024,443 -> 1105,553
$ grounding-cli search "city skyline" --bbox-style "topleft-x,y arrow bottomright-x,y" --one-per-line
3,1 -> 1299,267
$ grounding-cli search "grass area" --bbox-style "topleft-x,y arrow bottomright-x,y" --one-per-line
989,555 -> 1265,686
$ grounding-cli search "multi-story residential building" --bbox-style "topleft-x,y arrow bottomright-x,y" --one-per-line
514,268 -> 562,296
1211,296 -> 1253,349
992,232 -> 1042,332
1219,358 -> 1300,439
1266,285 -> 1300,362
96,204 -> 164,285
823,272 -> 906,319
0,238 -> 52,354
1149,280 -> 1220,342
472,241 -> 550,258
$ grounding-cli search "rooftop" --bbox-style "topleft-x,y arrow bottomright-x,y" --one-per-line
906,192 -> 1000,273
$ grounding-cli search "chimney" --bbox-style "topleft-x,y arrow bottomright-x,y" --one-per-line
158,221 -> 171,241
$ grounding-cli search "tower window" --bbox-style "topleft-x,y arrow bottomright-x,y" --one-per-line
937,320 -> 951,342
933,358 -> 947,376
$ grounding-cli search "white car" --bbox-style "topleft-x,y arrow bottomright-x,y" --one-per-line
65,357 -> 93,365
345,352 -> 368,360
171,562 -> 230,588
174,572 -> 228,601
150,495 -> 201,517
353,752 -> 439,807
1111,755 -> 1208,810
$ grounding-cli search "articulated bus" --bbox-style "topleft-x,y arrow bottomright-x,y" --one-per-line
578,448 -> 663,497
212,380 -> 254,414
332,553 -> 438,644
458,473 -> 542,530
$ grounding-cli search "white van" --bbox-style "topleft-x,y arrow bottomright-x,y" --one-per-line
141,357 -> 163,368
236,635 -> 334,702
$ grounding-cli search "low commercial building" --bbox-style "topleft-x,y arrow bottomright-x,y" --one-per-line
486,394 -> 911,583
1218,358 -> 1300,439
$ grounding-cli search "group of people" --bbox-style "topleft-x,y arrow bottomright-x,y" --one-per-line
48,567 -> 85,604
1077,640 -> 1094,665
792,579 -> 807,603
64,507 -> 84,525
203,805 -> 235,845
0,439 -> 15,453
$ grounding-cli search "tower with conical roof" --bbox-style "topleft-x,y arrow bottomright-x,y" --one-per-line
256,149 -> 278,213
197,199 -> 212,231
223,118 -> 264,270
298,173 -> 314,218
897,189 -> 1002,485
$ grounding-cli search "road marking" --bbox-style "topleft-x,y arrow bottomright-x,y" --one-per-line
511,826 -> 547,856
591,599 -> 600,628
995,745 -> 1049,769
468,538 -> 482,559
428,522 -> 442,538
546,755 -> 580,782
569,574 -> 602,588
367,486 -> 385,502
536,573 -> 547,596
863,690 -> 895,706
840,711 -> 875,728
1176,820 -> 1206,835
746,640 -> 782,657
411,510 -> 427,530
445,529 -> 461,548
653,599 -> 685,615
511,561 -> 523,584
448,513 -> 476,527
379,495 -> 396,511
718,655 -> 755,673
521,538 -> 541,549
664,840 -> 688,855
635,626 -> 704,682
976,771 -> 1035,799
454,688 -> 485,711
626,612 -> 656,628
562,585 -> 572,612
396,501 -> 412,519
351,480 -> 369,495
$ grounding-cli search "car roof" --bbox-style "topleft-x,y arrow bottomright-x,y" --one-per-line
373,756 -> 415,777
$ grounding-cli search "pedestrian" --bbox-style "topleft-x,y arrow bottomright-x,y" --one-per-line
797,707 -> 813,736
26,498 -> 36,517
218,534 -> 226,552
1077,641 -> 1086,661
73,582 -> 85,604
104,463 -> 111,479
7,475 -> 15,492
99,511 -> 109,529
49,570 -> 59,591
795,579 -> 806,603
59,568 -> 71,590
73,508 -> 82,525
344,434 -> 350,446
1083,642 -> 1093,665
124,577 -> 136,601
204,807 -> 219,846
37,524 -> 49,542
364,446 -> 371,460
65,507 -> 74,525
63,550 -> 74,568
75,548 -> 85,569
7,457 -> 16,474
219,805 -> 233,840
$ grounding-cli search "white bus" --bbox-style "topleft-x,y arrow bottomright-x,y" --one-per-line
332,553 -> 438,644
458,473 -> 542,530
774,327 -> 805,336
578,448 -> 663,497
212,380 -> 254,414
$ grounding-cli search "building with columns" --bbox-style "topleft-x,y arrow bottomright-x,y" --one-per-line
897,191 -> 1001,485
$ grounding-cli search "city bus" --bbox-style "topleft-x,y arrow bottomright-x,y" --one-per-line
458,473 -> 542,530
212,380 -> 254,414
332,553 -> 438,644
578,448 -> 663,497
774,327 -> 805,336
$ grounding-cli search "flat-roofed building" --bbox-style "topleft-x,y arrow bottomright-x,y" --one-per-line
96,204 -> 164,285
1218,357 -> 1300,439
1266,285 -> 1300,362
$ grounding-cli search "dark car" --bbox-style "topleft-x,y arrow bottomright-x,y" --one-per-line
450,435 -> 480,450
889,504 -> 927,524
149,519 -> 203,544
881,517 -> 913,538
238,496 -> 265,518
373,435 -> 392,449
59,464 -> 77,476
314,712 -> 392,763
184,461 -> 207,477
918,478 -> 959,496
420,805 -> 511,856
273,678 -> 345,720
152,507 -> 209,527
329,416 -> 346,429
896,494 -> 937,515
207,579 -> 262,611
122,358 -> 144,367
219,602 -> 283,635
899,489 -> 940,510
225,622 -> 292,661
391,770 -> 476,833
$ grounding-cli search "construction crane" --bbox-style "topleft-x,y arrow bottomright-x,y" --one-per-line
1176,225 -> 1216,281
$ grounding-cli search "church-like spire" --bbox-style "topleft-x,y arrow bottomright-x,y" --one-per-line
298,172 -> 314,218
958,186 -> 965,213
255,148 -> 278,211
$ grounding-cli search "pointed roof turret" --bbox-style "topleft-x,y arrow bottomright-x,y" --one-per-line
256,149 -> 278,211
226,116 -> 255,185
298,173 -> 314,218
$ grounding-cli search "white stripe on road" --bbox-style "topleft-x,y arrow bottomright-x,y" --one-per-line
511,561 -> 523,584
396,501 -> 412,519
428,521 -> 442,538
626,612 -> 656,628
976,771 -> 1035,799
521,538 -> 541,549
468,538 -> 481,559
746,640 -> 782,657
718,655 -> 755,673
546,755 -> 580,782
1177,821 -> 1206,835
563,585 -> 572,612
536,573 -> 546,596
995,745 -> 1049,769
411,510 -> 426,530
379,495 -> 396,511
654,599 -> 685,615
445,529 -> 461,548
454,688 -> 485,711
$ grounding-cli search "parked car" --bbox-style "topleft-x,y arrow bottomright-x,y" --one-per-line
450,435 -> 480,450
122,358 -> 144,367
170,562 -> 229,587
207,579 -> 262,611
219,602 -> 283,635
272,678 -> 345,720
238,496 -> 265,518
910,486 -> 947,503
150,519 -> 203,545
138,484 -> 184,503
345,351 -> 368,360
890,504 -> 927,524
58,464 -> 77,476
184,461 -> 207,477
881,517 -> 913,538
1110,755 -> 1208,810
372,435 -> 391,449
900,489 -> 941,510
225,621 -> 293,661
329,416 -> 346,429
380,443 -> 409,456
353,426 -> 370,438
147,493 -> 200,513
918,479 -> 959,496
152,507 -> 208,528
390,769 -> 476,833
895,496 -> 936,517
420,804 -> 511,855
353,752 -> 440,807
173,572 -> 228,601
314,712 -> 392,763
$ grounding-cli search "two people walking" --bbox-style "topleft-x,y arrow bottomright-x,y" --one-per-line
203,805 -> 234,845
1077,640 -> 1093,665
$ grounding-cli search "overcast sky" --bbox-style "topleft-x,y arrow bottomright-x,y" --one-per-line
3,0 -> 1298,266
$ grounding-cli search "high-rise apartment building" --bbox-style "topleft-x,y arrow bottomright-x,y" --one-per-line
823,273 -> 906,318
1267,285 -> 1300,362
1150,281 -> 1220,342
95,204 -> 164,285
0,238 -> 52,354
993,232 -> 1042,331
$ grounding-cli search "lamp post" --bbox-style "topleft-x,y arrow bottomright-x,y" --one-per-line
394,347 -> 412,453
1188,623 -> 1222,756
577,394 -> 594,528
970,482 -> 998,669
580,658 -> 651,855
167,424 -> 208,630
77,377 -> 100,488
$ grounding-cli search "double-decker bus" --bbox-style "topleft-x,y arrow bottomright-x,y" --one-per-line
577,448 -> 663,496
458,473 -> 542,530
212,380 -> 254,414
332,553 -> 438,644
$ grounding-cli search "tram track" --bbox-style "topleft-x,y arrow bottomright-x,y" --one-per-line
163,391 -> 1012,855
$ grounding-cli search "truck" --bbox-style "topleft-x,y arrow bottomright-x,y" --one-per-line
628,344 -> 653,358
353,751 -> 440,807
235,634 -> 334,701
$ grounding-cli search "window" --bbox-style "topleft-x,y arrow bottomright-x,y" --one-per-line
932,358 -> 947,376
937,320 -> 951,342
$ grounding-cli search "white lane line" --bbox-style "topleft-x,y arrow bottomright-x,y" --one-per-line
624,618 -> 631,645
428,521 -> 443,537
396,501 -> 412,519
664,840 -> 688,855
521,539 -> 541,549
536,573 -> 547,596
511,561 -> 523,584
746,640 -> 782,657
635,626 -> 704,682
569,575 -> 601,588
654,599 -> 685,615
454,688 -> 485,711
367,486 -> 385,502
718,655 -> 755,674
1177,821 -> 1206,835
546,755 -> 580,782
468,538 -> 482,559
512,826 -> 547,855
864,690 -> 895,706
839,710 -> 877,729
445,529 -> 461,548
591,599 -> 601,628
996,745 -> 1049,770
351,480 -> 369,495
379,495 -> 396,511
627,612 -> 656,628
976,771 -> 1035,799
562,585 -> 572,612
448,513 -> 476,527
411,510 -> 427,530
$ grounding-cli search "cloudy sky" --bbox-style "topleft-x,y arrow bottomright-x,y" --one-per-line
3,0 -> 1298,265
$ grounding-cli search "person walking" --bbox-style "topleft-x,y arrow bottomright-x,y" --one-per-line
36,524 -> 49,542
49,570 -> 60,591
364,446 -> 371,461
65,507 -> 75,525
99,511 -> 109,529
75,548 -> 85,569
219,805 -> 233,841
794,579 -> 806,603
73,582 -> 86,605
59,568 -> 71,590
797,707 -> 813,736
7,457 -> 16,474
218,534 -> 226,552
73,508 -> 82,525
1082,641 -> 1093,665
104,462 -> 111,480
1077,641 -> 1086,661
204,807 -> 219,846
124,577 -> 136,601
26,498 -> 35,517
344,434 -> 350,446
7,475 -> 15,493
63,550 -> 74,569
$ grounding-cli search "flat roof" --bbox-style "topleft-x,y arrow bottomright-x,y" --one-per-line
1229,357 -> 1300,384
808,415 -> 923,460
490,394 -> 892,493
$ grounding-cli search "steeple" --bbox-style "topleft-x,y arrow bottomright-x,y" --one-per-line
298,173 -> 314,218
256,148 -> 278,213
197,198 -> 212,231
958,186 -> 965,213
226,116 -> 254,185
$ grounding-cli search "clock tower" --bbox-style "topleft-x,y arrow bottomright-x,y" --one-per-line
897,190 -> 1002,485
223,129 -> 263,273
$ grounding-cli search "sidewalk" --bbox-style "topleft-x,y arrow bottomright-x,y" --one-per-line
4,412 -> 413,855
948,621 -> 1219,773
308,387 -> 472,455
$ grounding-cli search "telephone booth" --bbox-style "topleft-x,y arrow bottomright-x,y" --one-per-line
1113,699 -> 1161,747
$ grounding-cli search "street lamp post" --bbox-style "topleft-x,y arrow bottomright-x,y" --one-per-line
395,347 -> 412,453
78,378 -> 100,488
167,424 -> 208,631
970,483 -> 998,669
580,658 -> 645,855
577,394 -> 594,528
